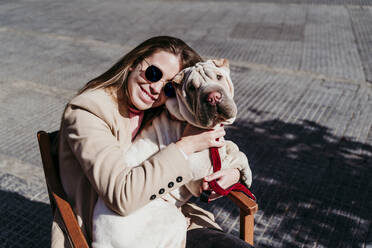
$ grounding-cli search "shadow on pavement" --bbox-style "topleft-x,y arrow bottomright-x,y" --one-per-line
195,117 -> 372,247
0,190 -> 51,247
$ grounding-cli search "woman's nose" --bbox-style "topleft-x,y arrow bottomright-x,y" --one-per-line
149,80 -> 164,94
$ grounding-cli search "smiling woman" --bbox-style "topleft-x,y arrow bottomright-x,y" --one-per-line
126,51 -> 181,110
55,36 -> 252,248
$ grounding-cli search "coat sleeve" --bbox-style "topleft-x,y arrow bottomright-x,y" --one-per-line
223,140 -> 252,188
62,104 -> 194,216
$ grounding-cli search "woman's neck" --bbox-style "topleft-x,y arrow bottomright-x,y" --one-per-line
128,106 -> 143,114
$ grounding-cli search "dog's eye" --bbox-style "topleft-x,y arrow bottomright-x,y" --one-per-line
217,74 -> 223,80
188,84 -> 195,91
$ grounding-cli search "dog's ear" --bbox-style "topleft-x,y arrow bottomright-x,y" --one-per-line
212,58 -> 229,69
172,71 -> 184,85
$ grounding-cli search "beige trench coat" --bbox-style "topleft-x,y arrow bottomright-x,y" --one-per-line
53,87 -> 221,247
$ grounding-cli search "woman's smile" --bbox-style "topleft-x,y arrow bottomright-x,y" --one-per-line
139,84 -> 157,103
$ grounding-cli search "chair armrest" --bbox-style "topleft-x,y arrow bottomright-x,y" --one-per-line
227,191 -> 258,245
227,191 -> 258,215
52,192 -> 90,248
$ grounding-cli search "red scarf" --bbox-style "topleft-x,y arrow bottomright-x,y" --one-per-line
128,106 -> 144,140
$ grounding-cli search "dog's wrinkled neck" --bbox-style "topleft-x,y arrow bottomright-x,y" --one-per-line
165,97 -> 187,122
165,97 -> 204,128
165,108 -> 181,121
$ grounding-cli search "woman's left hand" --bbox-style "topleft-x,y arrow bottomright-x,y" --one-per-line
201,168 -> 240,201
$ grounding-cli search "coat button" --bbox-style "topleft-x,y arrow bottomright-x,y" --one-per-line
150,194 -> 156,200
168,182 -> 174,188
159,188 -> 165,194
176,176 -> 183,183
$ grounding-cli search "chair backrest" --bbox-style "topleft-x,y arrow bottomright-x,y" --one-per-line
37,131 -> 89,248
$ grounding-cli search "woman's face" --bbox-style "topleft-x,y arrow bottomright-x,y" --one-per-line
127,51 -> 181,110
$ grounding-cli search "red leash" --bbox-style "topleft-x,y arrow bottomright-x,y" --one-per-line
200,147 -> 256,203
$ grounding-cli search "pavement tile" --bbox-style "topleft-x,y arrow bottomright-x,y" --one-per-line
0,183 -> 51,247
0,83 -> 68,166
301,6 -> 365,82
186,0 -> 372,5
348,6 -> 372,84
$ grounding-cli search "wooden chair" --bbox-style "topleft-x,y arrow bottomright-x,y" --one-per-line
37,130 -> 258,247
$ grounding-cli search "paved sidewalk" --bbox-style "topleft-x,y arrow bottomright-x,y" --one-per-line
0,0 -> 371,247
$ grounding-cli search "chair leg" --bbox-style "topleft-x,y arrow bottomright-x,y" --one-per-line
240,210 -> 254,246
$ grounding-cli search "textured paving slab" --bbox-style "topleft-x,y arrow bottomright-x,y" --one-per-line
0,0 -> 370,83
300,6 -> 365,82
173,0 -> 372,6
0,185 -> 51,248
0,154 -> 51,247
348,7 -> 372,84
0,81 -> 71,166
0,28 -> 123,91
0,0 -> 372,247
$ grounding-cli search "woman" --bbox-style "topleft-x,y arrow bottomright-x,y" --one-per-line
56,36 -> 252,248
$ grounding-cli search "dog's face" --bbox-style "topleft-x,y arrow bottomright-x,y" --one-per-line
171,59 -> 237,128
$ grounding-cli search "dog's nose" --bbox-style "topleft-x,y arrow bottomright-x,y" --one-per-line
207,91 -> 222,105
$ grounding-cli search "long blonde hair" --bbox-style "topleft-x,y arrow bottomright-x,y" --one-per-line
78,36 -> 202,96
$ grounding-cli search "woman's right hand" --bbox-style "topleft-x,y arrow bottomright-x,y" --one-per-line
175,124 -> 225,156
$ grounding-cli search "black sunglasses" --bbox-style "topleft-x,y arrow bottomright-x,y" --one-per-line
164,82 -> 175,97
141,59 -> 176,97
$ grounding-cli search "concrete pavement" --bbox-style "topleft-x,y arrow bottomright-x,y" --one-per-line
0,0 -> 371,247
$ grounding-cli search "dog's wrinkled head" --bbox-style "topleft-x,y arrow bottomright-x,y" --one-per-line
165,59 -> 237,128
